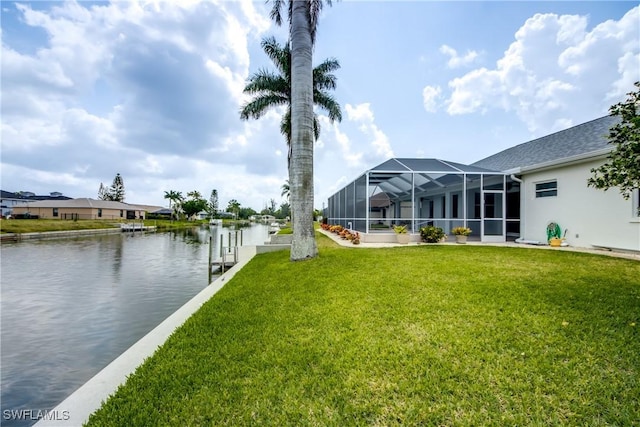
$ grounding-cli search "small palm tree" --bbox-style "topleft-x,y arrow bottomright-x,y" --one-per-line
164,190 -> 183,221
240,36 -> 342,169
281,180 -> 290,200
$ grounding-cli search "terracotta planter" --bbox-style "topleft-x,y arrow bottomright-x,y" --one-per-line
455,235 -> 468,244
396,233 -> 410,244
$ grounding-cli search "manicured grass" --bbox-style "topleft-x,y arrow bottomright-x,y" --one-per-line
86,235 -> 639,426
0,218 -> 255,234
0,219 -> 121,233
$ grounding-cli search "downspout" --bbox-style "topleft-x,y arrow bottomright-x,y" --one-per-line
510,174 -> 523,183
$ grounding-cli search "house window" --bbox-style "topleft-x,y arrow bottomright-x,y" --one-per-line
98,208 -> 102,218
120,210 -> 123,218
53,208 -> 58,217
535,180 -> 557,198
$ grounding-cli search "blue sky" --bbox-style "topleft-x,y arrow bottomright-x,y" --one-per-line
1,1 -> 638,211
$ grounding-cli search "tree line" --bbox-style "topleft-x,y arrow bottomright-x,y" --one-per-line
162,189 -> 293,221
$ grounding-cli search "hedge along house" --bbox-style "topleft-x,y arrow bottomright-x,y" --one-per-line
326,115 -> 640,251
11,198 -> 147,220
326,158 -> 520,243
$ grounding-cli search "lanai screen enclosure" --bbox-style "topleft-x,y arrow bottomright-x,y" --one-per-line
326,158 -> 521,242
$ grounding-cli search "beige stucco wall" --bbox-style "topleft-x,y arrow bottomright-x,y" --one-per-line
11,206 -> 145,220
521,158 -> 640,251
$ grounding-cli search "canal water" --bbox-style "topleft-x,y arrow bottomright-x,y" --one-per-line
1,224 -> 271,427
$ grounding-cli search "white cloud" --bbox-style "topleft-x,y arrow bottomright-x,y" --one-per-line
1,0 -> 277,205
439,44 -> 480,68
444,6 -> 640,135
345,103 -> 394,160
422,85 -> 442,112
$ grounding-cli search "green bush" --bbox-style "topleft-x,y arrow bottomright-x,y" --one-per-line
420,225 -> 446,243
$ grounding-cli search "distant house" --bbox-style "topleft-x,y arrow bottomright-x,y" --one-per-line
0,191 -> 72,217
147,208 -> 173,219
326,116 -> 640,252
11,198 -> 149,220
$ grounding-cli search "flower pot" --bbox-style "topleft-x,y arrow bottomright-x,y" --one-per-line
396,234 -> 410,244
549,237 -> 562,247
455,235 -> 467,244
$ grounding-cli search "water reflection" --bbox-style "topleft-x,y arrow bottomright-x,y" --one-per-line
0,224 -> 270,427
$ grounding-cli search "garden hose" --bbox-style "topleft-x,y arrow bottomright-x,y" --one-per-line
547,222 -> 562,241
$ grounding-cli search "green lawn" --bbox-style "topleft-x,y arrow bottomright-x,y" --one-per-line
0,218 -> 223,234
0,219 -> 121,233
86,234 -> 639,426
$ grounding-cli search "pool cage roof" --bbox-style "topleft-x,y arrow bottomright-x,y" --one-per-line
365,158 -> 501,200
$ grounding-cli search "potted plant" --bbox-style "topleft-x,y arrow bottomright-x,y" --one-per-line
451,226 -> 472,244
393,225 -> 410,244
352,231 -> 360,245
419,225 -> 447,243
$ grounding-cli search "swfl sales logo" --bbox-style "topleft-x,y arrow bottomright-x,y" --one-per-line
3,409 -> 70,421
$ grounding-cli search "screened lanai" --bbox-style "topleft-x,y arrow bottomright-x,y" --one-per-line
326,158 -> 521,242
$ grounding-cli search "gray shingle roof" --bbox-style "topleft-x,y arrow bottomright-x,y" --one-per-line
17,198 -> 145,210
472,115 -> 619,172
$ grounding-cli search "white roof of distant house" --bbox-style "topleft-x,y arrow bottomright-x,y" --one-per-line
18,198 -> 150,210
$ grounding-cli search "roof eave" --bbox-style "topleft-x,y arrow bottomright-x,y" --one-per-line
518,148 -> 611,174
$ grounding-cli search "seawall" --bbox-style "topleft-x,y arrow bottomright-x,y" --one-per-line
34,243 -> 288,426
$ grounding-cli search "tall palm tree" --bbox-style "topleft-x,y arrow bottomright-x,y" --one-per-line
269,0 -> 335,261
240,36 -> 342,169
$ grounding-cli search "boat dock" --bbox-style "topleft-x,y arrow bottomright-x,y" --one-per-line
210,246 -> 239,276
120,223 -> 155,232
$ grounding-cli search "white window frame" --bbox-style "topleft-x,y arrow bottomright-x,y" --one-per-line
535,180 -> 558,198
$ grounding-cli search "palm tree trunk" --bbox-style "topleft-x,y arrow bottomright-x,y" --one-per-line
289,0 -> 318,260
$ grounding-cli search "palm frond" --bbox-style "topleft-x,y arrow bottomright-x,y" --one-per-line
269,0 -> 285,26
240,94 -> 289,120
313,116 -> 321,141
309,0 -> 329,44
314,58 -> 340,75
243,70 -> 289,96
313,58 -> 339,91
313,91 -> 342,122
261,36 -> 290,77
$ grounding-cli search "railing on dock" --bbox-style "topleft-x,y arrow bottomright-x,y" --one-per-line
120,220 -> 153,233
208,229 -> 243,282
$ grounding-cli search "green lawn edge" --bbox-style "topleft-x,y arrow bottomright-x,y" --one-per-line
86,234 -> 640,426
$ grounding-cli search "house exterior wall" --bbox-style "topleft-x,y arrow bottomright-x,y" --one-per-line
11,206 -> 144,220
521,158 -> 640,251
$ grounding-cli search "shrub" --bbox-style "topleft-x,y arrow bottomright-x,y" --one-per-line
420,225 -> 446,243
